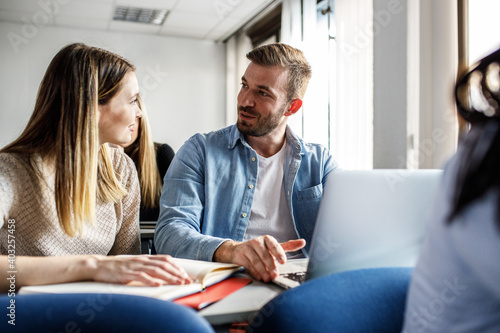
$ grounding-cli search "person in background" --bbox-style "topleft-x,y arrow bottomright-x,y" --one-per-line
121,95 -> 175,222
403,48 -> 500,332
154,42 -> 337,281
0,43 -> 213,333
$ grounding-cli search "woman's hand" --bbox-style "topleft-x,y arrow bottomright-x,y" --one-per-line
1,255 -> 192,292
88,255 -> 192,287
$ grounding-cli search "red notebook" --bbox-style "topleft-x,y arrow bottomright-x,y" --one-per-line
174,277 -> 252,310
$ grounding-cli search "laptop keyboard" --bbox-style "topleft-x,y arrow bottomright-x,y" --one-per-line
281,271 -> 306,284
272,259 -> 309,289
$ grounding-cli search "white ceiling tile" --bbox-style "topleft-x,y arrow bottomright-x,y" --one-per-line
108,20 -> 162,34
0,0 -> 277,41
230,0 -> 273,19
209,17 -> 241,35
211,0 -> 253,19
115,0 -> 178,10
174,0 -> 219,16
57,0 -> 113,20
162,10 -> 219,30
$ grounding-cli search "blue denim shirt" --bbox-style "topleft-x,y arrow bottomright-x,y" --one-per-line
154,125 -> 338,261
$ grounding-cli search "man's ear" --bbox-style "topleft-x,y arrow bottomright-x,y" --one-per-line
284,99 -> 303,117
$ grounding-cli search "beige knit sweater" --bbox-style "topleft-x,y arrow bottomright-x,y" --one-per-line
0,148 -> 141,256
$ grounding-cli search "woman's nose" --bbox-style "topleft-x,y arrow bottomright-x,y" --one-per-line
136,107 -> 143,119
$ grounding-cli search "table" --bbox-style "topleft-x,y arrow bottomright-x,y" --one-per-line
199,259 -> 309,325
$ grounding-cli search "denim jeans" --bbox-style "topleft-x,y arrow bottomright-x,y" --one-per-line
250,267 -> 412,333
0,293 -> 214,333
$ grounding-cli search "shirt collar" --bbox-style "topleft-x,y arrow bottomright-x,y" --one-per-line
228,124 -> 303,155
228,124 -> 244,149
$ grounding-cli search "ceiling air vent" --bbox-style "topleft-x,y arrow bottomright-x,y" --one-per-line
113,6 -> 168,25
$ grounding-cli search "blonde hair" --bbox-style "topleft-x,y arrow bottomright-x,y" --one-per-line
246,43 -> 312,101
123,96 -> 162,209
1,43 -> 135,236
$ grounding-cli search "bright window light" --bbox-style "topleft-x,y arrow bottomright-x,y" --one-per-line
469,0 -> 500,64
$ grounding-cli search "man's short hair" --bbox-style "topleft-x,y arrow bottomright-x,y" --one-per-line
246,43 -> 312,101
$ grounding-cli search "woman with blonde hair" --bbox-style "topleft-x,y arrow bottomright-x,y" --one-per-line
0,43 -> 213,332
122,95 -> 175,222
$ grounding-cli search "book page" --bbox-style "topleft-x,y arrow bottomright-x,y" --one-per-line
19,281 -> 203,301
172,258 -> 243,288
19,258 -> 244,300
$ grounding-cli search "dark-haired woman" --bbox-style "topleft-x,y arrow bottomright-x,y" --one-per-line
403,48 -> 500,332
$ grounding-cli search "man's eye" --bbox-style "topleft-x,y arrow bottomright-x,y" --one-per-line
259,91 -> 268,97
131,99 -> 138,105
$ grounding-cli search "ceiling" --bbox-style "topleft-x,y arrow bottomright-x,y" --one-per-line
0,0 -> 277,42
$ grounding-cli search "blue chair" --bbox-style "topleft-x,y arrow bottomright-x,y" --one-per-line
250,267 -> 412,333
0,293 -> 214,332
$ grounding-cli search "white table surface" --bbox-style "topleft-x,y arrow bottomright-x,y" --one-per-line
199,258 -> 309,325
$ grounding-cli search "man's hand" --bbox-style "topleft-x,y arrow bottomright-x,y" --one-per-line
213,236 -> 306,282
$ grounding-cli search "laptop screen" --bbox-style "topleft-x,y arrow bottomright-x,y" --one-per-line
306,169 -> 442,280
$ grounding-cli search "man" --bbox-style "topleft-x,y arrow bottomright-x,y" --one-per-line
155,43 -> 337,282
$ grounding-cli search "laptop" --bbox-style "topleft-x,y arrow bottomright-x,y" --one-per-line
273,169 -> 442,289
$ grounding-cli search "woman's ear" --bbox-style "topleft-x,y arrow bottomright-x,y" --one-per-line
96,104 -> 104,121
284,99 -> 303,117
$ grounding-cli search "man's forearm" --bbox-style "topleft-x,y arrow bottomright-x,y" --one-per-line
155,221 -> 230,261
213,240 -> 240,263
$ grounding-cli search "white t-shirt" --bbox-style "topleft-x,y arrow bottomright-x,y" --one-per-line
243,141 -> 299,245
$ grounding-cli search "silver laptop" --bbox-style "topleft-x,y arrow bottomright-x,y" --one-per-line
273,169 -> 442,289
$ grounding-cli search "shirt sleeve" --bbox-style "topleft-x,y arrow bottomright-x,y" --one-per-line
0,154 -> 19,230
322,147 -> 340,184
108,149 -> 141,255
154,136 -> 228,261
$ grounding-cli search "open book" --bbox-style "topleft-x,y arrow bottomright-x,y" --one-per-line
19,258 -> 244,301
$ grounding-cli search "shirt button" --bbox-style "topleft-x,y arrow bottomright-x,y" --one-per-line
242,213 -> 247,218
249,184 -> 254,189
251,157 -> 256,162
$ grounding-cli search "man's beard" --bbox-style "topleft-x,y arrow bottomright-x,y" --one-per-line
236,105 -> 286,137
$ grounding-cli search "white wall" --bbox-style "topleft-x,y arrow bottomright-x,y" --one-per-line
373,0 -> 408,169
0,22 -> 226,151
371,0 -> 458,169
410,0 -> 458,169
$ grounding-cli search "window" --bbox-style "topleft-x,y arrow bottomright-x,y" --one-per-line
246,4 -> 281,47
457,0 -> 500,138
468,0 -> 500,65
298,0 -> 334,151
284,0 -> 374,169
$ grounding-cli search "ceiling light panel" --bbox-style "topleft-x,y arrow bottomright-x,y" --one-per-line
113,6 -> 168,25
